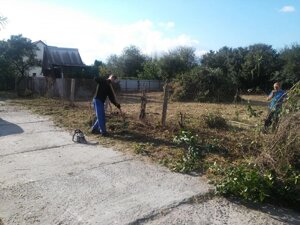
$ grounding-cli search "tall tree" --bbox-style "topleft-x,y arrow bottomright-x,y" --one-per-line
106,54 -> 124,77
201,46 -> 232,75
158,46 -> 198,126
277,44 -> 300,87
138,57 -> 160,80
241,44 -> 280,91
1,35 -> 40,85
120,45 -> 146,78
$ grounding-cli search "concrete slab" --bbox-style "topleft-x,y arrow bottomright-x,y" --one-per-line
0,159 -> 209,225
0,131 -> 73,156
0,144 -> 130,188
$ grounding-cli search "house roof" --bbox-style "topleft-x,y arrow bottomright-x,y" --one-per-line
42,46 -> 85,69
33,40 -> 47,46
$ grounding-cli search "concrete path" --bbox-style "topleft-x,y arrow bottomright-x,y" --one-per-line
0,99 -> 299,225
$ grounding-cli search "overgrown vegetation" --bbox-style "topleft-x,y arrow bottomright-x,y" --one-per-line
7,85 -> 299,209
209,82 -> 300,207
210,163 -> 299,205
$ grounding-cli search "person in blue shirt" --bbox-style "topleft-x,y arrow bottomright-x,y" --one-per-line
264,82 -> 286,130
90,74 -> 121,137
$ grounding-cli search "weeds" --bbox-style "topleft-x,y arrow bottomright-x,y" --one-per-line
210,162 -> 300,205
172,130 -> 203,173
246,104 -> 263,118
203,112 -> 228,129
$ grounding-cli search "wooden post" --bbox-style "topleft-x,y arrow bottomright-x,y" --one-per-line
61,67 -> 65,100
161,82 -> 169,127
70,78 -> 75,105
139,90 -> 147,120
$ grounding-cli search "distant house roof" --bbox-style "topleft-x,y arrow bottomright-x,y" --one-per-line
33,40 -> 47,46
42,46 -> 85,70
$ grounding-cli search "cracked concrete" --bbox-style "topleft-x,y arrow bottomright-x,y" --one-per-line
0,99 -> 299,225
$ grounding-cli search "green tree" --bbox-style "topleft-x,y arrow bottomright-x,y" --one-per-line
0,35 -> 40,87
138,58 -> 160,80
241,44 -> 280,91
120,45 -> 146,78
106,54 -> 124,77
159,46 -> 198,81
158,46 -> 198,126
201,47 -> 232,75
277,44 -> 300,87
172,67 -> 236,102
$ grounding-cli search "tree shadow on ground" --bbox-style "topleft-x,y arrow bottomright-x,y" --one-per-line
0,118 -> 24,136
227,197 -> 300,224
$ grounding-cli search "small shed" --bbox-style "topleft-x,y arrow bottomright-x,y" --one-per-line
42,46 -> 86,78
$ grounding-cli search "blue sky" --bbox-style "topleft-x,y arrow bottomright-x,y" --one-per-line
1,0 -> 299,64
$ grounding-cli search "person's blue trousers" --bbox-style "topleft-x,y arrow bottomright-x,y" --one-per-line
92,98 -> 106,134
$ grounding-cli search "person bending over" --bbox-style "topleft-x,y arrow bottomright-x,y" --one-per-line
91,74 -> 120,136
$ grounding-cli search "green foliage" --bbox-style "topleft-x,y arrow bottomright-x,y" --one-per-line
203,113 -> 228,129
106,45 -> 146,78
201,44 -> 282,92
246,104 -> 263,118
210,163 -> 300,204
138,59 -> 160,80
0,35 -> 40,80
281,81 -> 300,116
171,67 -> 236,102
172,130 -> 202,172
159,46 -> 198,81
134,143 -> 150,156
276,44 -> 300,87
241,44 -> 281,91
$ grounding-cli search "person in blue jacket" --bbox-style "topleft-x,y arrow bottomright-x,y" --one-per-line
264,82 -> 286,129
91,74 -> 121,136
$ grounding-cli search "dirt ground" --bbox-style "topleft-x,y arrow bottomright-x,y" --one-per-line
10,91 -> 270,173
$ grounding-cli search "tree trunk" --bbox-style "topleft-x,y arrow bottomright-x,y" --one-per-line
161,82 -> 169,127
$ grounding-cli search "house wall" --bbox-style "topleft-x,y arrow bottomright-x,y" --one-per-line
28,41 -> 46,77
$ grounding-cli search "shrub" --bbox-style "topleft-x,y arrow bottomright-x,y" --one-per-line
171,67 -> 236,102
210,163 -> 300,204
203,113 -> 228,129
172,130 -> 202,172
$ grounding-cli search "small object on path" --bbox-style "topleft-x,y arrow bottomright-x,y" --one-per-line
72,129 -> 88,144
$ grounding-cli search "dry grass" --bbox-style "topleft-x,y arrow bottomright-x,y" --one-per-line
10,91 -> 270,170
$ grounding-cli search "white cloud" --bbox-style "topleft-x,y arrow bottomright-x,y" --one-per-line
158,21 -> 175,29
279,5 -> 295,13
0,0 -> 202,65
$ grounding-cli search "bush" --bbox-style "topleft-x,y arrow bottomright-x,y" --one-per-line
210,163 -> 300,204
172,130 -> 202,172
171,67 -> 236,102
203,113 -> 228,129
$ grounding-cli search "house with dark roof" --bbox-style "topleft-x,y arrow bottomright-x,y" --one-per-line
29,41 -> 86,78
28,40 -> 47,77
42,45 -> 86,78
